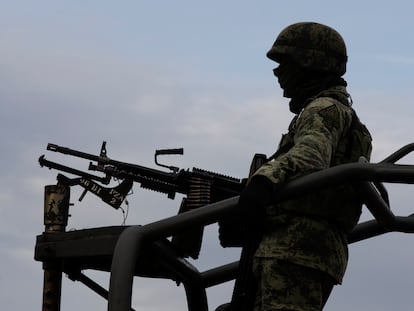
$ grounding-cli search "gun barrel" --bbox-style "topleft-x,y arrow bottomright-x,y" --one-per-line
47,143 -> 105,163
42,142 -> 244,201
39,155 -> 110,184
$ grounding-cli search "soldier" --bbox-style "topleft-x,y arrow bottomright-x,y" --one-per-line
239,22 -> 373,311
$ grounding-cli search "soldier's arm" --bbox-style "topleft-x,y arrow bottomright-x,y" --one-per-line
253,99 -> 350,185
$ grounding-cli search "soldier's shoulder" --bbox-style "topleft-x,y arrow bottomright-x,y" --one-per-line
306,96 -> 343,111
306,96 -> 352,119
299,97 -> 351,132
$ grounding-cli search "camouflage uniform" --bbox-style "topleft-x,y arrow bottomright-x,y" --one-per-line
252,258 -> 335,311
232,22 -> 373,311
251,85 -> 372,311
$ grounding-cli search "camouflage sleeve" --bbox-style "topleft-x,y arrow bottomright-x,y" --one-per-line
254,98 -> 351,185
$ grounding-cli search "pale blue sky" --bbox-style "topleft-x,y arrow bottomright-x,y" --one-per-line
1,1 -> 414,310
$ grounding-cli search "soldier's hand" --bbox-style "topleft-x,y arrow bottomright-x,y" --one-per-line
238,176 -> 274,226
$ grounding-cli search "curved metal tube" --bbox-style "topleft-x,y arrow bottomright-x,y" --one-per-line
108,197 -> 239,311
108,159 -> 414,311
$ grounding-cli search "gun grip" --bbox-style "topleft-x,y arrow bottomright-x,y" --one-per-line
248,153 -> 268,177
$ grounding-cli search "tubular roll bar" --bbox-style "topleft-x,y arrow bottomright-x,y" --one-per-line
108,144 -> 414,311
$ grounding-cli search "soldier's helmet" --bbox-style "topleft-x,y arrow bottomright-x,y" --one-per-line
267,22 -> 347,76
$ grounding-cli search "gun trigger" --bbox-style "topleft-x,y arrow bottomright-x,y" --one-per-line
79,188 -> 88,202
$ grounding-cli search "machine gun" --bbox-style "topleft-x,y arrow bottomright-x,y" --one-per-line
39,141 -> 245,258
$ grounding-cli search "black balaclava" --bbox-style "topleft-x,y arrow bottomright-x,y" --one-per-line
273,61 -> 347,114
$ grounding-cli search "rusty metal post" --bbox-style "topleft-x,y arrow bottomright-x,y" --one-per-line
41,184 -> 70,311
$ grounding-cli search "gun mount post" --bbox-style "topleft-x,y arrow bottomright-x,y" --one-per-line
41,183 -> 71,311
